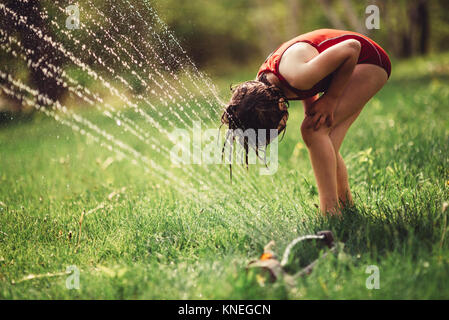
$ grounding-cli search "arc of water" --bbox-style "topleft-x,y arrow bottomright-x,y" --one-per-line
82,2 -> 207,126
74,2 -> 262,195
50,3 -> 240,195
84,2 -> 259,191
78,2 -> 262,190
122,0 -> 223,114
0,20 -> 238,200
1,2 -> 280,237
0,32 -> 154,147
123,1 -> 274,190
0,71 -> 204,197
63,0 -> 256,191
0,25 -> 259,222
123,0 -> 288,237
0,4 -> 174,137
52,3 -> 195,130
1,76 -> 255,231
139,0 -> 227,109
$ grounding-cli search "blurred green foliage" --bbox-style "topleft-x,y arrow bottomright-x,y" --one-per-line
153,0 -> 449,74
2,0 -> 449,117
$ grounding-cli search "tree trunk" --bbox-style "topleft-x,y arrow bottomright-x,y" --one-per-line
417,0 -> 430,55
403,0 -> 430,57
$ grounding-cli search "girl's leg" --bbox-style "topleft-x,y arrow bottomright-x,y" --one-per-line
300,121 -> 339,214
301,64 -> 388,214
327,110 -> 361,206
336,151 -> 353,205
329,65 -> 388,205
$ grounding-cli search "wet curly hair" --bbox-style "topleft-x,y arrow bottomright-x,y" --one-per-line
220,73 -> 289,180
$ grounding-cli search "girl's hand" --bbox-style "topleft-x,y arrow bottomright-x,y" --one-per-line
307,94 -> 338,130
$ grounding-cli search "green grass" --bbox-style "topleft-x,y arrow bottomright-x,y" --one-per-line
1,53 -> 449,299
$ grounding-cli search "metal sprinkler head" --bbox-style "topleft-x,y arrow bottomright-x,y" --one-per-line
317,230 -> 334,248
246,230 -> 337,284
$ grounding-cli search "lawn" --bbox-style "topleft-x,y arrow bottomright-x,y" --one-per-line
0,53 -> 448,299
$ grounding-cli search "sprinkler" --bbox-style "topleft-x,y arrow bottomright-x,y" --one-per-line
246,231 -> 337,285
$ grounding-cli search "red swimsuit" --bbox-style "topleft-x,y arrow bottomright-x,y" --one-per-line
257,29 -> 392,100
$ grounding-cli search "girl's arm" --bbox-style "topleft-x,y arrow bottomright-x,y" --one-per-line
280,39 -> 361,91
302,94 -> 319,115
281,39 -> 361,129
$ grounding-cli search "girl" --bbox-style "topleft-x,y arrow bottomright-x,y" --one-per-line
221,29 -> 391,215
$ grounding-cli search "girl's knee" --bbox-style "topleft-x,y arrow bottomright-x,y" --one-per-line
300,118 -> 331,147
